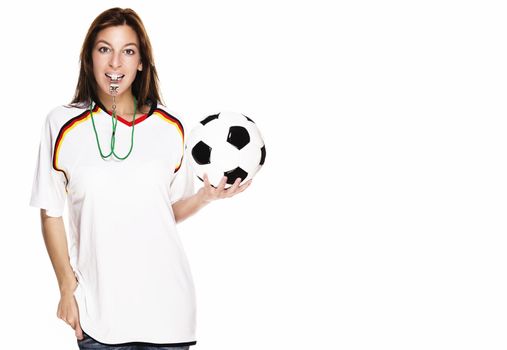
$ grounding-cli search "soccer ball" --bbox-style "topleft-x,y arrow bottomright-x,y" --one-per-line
186,111 -> 266,188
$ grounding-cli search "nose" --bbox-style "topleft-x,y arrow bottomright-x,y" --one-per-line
108,51 -> 122,69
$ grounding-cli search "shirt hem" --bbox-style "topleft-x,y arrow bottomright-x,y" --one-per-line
80,329 -> 196,347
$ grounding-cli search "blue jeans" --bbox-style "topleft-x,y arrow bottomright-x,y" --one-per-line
77,331 -> 192,350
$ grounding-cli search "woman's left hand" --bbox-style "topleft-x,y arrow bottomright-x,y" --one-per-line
198,173 -> 252,203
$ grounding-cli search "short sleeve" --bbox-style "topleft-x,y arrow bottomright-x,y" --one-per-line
169,139 -> 196,205
29,114 -> 68,217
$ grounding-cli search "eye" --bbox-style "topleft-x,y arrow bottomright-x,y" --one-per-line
124,48 -> 135,55
98,46 -> 111,53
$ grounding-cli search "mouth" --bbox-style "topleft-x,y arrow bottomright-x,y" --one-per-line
105,73 -> 125,82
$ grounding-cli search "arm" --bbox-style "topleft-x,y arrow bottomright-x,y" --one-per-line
172,174 -> 252,224
40,209 -> 77,295
172,190 -> 210,224
39,209 -> 84,340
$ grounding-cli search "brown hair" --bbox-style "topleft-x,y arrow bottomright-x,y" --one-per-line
71,7 -> 163,108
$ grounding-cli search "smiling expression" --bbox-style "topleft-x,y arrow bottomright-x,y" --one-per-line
92,25 -> 143,98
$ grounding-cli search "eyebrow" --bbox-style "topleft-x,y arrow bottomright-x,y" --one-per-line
95,39 -> 139,48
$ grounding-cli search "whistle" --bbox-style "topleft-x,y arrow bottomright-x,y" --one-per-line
109,83 -> 119,95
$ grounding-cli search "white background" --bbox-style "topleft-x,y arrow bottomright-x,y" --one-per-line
1,0 -> 506,349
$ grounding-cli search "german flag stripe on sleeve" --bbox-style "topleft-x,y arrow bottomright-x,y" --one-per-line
52,105 -> 99,193
153,109 -> 185,172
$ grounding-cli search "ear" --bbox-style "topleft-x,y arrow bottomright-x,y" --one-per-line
138,62 -> 143,71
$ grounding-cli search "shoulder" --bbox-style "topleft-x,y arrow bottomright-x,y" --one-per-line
152,103 -> 189,134
45,103 -> 90,130
37,104 -> 89,144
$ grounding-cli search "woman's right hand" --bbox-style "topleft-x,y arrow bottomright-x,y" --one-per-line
57,281 -> 84,341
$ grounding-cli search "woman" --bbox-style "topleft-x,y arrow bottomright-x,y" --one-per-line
29,7 -> 251,350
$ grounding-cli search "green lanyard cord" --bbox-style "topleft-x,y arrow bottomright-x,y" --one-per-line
89,97 -> 137,160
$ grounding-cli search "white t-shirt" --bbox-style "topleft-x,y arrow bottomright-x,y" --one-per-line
29,100 -> 197,347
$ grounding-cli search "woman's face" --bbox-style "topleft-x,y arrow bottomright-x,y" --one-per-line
92,25 -> 143,99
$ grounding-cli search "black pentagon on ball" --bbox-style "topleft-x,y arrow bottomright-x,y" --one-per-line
227,126 -> 250,150
224,167 -> 248,185
192,141 -> 211,165
200,114 -> 219,126
260,145 -> 266,165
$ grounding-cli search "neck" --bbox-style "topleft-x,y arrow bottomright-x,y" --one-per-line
97,90 -> 136,116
